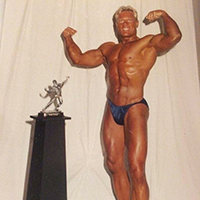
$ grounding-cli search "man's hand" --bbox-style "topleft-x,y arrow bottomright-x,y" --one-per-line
143,10 -> 166,25
61,27 -> 77,38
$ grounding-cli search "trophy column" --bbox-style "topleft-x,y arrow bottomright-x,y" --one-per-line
26,113 -> 71,200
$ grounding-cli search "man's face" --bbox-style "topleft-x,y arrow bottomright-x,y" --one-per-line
115,11 -> 139,37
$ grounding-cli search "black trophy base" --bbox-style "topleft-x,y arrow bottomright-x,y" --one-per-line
26,112 -> 71,200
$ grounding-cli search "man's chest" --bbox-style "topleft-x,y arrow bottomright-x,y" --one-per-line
104,41 -> 157,76
105,42 -> 146,67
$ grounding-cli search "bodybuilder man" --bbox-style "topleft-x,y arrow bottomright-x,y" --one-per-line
61,6 -> 181,200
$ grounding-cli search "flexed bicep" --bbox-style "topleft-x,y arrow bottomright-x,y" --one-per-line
144,10 -> 182,53
149,33 -> 174,53
75,48 -> 105,68
61,27 -> 105,68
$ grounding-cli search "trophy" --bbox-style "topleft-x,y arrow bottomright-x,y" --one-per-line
39,76 -> 70,116
27,76 -> 71,199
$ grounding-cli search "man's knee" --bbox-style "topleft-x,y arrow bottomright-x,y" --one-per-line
128,161 -> 146,183
106,156 -> 126,175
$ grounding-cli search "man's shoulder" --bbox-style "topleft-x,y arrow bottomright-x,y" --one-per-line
137,35 -> 163,50
98,42 -> 116,55
99,41 -> 116,49
139,35 -> 155,43
140,34 -> 166,47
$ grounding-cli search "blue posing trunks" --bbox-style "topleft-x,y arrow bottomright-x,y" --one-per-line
108,98 -> 149,125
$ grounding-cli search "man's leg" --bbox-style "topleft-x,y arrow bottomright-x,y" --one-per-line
124,104 -> 149,200
102,102 -> 130,200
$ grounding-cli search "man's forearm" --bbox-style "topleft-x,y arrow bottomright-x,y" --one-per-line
62,36 -> 82,65
161,11 -> 182,44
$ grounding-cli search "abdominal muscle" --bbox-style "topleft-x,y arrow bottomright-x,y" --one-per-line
104,38 -> 157,106
106,63 -> 148,106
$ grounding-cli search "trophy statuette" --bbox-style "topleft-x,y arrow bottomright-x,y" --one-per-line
39,76 -> 70,116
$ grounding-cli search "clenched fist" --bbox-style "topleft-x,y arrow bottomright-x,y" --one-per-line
61,27 -> 77,38
143,10 -> 166,25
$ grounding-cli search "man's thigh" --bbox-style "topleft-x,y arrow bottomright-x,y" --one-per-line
124,104 -> 149,163
102,102 -> 125,160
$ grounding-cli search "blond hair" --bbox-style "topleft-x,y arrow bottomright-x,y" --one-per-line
113,6 -> 138,23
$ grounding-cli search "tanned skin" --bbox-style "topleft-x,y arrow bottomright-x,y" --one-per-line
61,9 -> 181,200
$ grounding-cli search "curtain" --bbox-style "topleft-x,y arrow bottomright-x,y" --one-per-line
0,0 -> 5,49
192,0 -> 200,78
0,0 -> 200,199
